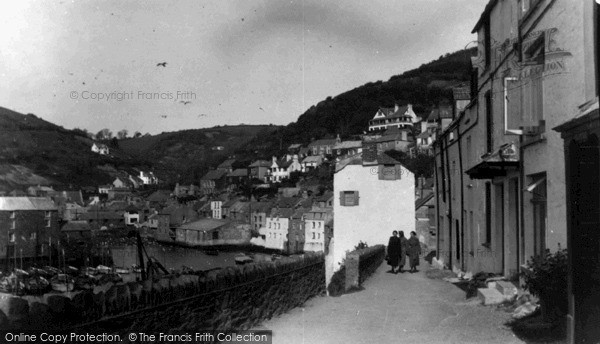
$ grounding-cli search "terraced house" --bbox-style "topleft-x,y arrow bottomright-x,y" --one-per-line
433,3 -> 599,340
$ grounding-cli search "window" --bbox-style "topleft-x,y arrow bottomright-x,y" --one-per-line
530,175 -> 547,257
10,211 -> 15,219
484,182 -> 492,246
45,211 -> 51,218
312,232 -> 315,239
11,220 -> 15,230
30,232 -> 36,240
212,231 -> 219,240
46,219 -> 51,228
485,91 -> 493,153
9,232 -> 15,243
312,222 -> 315,229
339,191 -> 359,206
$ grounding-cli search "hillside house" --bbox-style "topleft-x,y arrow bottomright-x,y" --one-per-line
333,140 -> 362,158
264,208 -> 294,251
139,171 -> 159,185
266,155 -> 302,183
200,169 -> 227,193
249,160 -> 271,181
216,159 -> 237,174
0,197 -> 60,266
91,143 -> 109,155
175,219 -> 251,247
27,185 -> 54,197
374,128 -> 414,154
330,143 -> 415,283
303,209 -> 333,253
227,168 -> 249,185
308,138 -> 338,156
288,208 -> 309,254
368,104 -> 418,132
301,155 -> 323,172
113,177 -> 133,189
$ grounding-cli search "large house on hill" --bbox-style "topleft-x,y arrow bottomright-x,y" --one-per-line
91,143 -> 109,155
368,104 -> 418,132
265,155 -> 302,183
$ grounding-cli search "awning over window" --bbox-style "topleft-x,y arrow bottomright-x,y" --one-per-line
465,143 -> 519,179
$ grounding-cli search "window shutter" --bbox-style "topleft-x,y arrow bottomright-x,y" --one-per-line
354,191 -> 359,205
339,191 -> 346,206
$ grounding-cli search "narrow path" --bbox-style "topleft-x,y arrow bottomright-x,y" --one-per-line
255,261 -> 524,344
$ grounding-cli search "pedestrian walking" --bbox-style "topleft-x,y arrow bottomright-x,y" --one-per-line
398,231 -> 408,273
386,231 -> 401,274
407,231 -> 421,273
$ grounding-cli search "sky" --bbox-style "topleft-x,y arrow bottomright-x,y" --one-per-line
0,0 -> 485,136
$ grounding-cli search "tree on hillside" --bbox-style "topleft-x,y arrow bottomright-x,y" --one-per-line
96,128 -> 113,140
117,129 -> 128,139
134,131 -> 142,138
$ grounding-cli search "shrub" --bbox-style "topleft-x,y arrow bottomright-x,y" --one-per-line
521,248 -> 568,322
327,265 -> 346,297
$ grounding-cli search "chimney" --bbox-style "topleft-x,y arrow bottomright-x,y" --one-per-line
293,154 -> 299,162
336,134 -> 341,143
272,156 -> 277,164
394,103 -> 400,112
286,154 -> 292,161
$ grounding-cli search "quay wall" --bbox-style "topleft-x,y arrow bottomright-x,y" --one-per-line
0,253 -> 325,333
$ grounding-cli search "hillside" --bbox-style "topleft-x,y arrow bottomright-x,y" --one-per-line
239,48 -> 476,156
0,105 -> 280,191
118,124 -> 280,184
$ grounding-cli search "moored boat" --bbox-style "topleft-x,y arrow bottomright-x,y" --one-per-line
234,253 -> 254,265
51,274 -> 74,292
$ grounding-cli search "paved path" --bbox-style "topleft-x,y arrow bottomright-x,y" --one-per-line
255,261 -> 524,344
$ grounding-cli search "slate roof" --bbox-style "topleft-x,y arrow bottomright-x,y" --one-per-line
308,139 -> 338,148
372,105 -> 412,121
270,207 -> 295,219
178,218 -> 228,231
428,106 -> 453,120
250,201 -> 273,213
249,160 -> 271,168
80,211 -> 124,220
276,197 -> 302,209
333,140 -> 362,150
0,197 -> 57,211
228,169 -> 248,177
217,159 -> 237,169
302,156 -> 322,164
288,144 -> 302,150
201,169 -> 227,180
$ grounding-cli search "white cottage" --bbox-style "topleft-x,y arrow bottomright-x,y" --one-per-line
329,142 -> 415,283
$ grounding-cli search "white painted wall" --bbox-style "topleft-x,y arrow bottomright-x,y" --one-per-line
331,163 -> 415,282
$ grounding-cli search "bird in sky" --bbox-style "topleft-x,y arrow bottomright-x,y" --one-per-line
180,101 -> 191,105
156,62 -> 167,67
259,107 -> 264,111
198,114 -> 207,117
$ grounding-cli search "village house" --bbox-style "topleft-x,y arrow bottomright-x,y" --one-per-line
98,185 -> 112,194
249,160 -> 271,181
210,200 -> 223,219
200,169 -> 227,193
432,4 -> 596,333
288,207 -> 309,254
303,209 -> 333,253
374,128 -> 414,154
112,176 -> 133,189
332,140 -> 362,158
227,168 -> 249,185
228,201 -> 250,223
300,155 -> 323,172
368,104 -> 418,132
138,170 -> 159,185
91,142 -> 109,155
0,197 -> 60,267
27,185 -> 54,197
265,155 -> 302,183
329,142 -> 415,283
60,220 -> 92,242
264,208 -> 294,251
175,219 -> 251,247
216,158 -> 237,174
307,138 -> 338,156
250,201 -> 273,232
79,210 -> 125,230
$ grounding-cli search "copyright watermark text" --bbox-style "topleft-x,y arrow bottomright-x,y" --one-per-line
69,90 -> 196,102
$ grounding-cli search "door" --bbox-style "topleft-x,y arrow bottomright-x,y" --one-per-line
570,134 -> 600,343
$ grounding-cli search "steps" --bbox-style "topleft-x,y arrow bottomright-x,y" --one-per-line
477,280 -> 518,305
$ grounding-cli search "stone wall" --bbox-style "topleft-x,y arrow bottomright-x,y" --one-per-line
0,254 -> 325,333
345,245 -> 385,291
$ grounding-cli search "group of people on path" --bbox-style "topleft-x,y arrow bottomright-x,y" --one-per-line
386,230 -> 421,273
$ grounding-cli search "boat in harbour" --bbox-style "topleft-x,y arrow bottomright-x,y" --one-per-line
50,274 -> 74,292
234,253 -> 254,265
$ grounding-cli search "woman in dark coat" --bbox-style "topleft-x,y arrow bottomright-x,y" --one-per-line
407,231 -> 421,273
398,231 -> 408,273
386,231 -> 401,274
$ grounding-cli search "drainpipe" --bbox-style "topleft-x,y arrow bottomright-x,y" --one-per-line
445,135 -> 453,269
458,119 -> 465,271
434,144 -> 441,261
